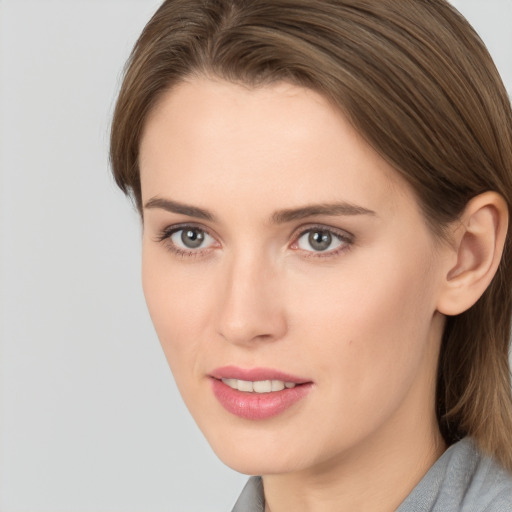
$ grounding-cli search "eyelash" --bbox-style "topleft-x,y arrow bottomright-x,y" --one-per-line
291,225 -> 354,259
155,223 -> 354,259
155,224 -> 218,258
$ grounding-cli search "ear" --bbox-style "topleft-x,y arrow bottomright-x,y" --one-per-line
436,191 -> 508,316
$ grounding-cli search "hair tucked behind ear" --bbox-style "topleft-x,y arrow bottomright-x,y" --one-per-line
110,0 -> 512,470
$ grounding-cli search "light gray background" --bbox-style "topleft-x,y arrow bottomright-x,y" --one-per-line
0,1 -> 511,511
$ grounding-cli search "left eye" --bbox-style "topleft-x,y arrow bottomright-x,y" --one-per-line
170,227 -> 215,250
296,229 -> 345,253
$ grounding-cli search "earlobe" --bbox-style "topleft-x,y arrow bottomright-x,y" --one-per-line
436,191 -> 508,316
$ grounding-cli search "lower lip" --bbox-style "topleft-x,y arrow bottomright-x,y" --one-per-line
210,378 -> 313,420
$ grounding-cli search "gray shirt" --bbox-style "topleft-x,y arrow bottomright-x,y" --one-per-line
231,438 -> 512,511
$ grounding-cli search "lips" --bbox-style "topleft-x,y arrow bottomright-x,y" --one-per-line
209,366 -> 313,420
210,366 -> 310,383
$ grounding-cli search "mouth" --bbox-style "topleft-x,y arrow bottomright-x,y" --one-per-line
209,366 -> 313,420
220,378 -> 299,392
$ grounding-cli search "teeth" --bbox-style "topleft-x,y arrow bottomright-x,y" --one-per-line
221,378 -> 297,393
271,380 -> 285,391
253,380 -> 271,393
222,378 -> 238,389
238,380 -> 253,392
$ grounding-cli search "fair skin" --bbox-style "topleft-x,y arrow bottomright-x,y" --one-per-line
138,77 -> 507,512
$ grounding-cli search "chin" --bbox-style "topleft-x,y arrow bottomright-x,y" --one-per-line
199,421 -> 316,476
213,444 -> 301,476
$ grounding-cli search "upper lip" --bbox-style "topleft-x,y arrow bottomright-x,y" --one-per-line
209,366 -> 311,384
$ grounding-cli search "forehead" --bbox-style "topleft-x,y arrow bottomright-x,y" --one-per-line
139,77 -> 413,218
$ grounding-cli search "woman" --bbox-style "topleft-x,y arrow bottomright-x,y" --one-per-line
110,0 -> 512,510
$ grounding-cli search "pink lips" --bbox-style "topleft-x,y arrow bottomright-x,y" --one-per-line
209,366 -> 313,420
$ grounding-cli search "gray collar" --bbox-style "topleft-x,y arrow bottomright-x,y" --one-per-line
231,476 -> 264,512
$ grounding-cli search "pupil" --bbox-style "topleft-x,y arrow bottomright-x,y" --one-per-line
309,231 -> 332,251
181,229 -> 205,249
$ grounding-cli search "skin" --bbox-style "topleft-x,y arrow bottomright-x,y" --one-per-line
138,77 -> 455,511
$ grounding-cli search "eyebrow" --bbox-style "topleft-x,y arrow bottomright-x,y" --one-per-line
270,202 -> 376,224
144,197 -> 376,223
144,197 -> 215,221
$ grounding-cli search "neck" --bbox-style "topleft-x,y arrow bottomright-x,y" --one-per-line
263,420 -> 445,512
262,320 -> 447,512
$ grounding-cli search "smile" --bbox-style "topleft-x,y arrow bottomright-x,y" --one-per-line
209,367 -> 313,420
221,378 -> 297,392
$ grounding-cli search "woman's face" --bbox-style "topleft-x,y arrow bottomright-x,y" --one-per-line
139,78 -> 448,475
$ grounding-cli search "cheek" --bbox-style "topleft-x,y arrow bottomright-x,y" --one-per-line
289,246 -> 438,395
141,246 -> 214,375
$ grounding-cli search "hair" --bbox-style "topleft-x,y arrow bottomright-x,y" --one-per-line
110,0 -> 512,470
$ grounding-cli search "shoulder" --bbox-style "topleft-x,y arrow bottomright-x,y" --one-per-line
398,438 -> 512,512
460,440 -> 512,512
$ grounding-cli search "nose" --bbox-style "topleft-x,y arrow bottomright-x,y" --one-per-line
216,253 -> 288,346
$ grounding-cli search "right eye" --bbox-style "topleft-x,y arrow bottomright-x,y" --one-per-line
171,227 -> 214,249
158,225 -> 218,256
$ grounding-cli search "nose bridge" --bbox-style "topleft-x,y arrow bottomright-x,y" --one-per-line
216,247 -> 287,345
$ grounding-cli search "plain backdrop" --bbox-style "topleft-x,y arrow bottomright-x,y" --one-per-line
0,1 -> 511,511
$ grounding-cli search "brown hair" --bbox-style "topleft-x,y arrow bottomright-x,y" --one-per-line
110,0 -> 512,470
